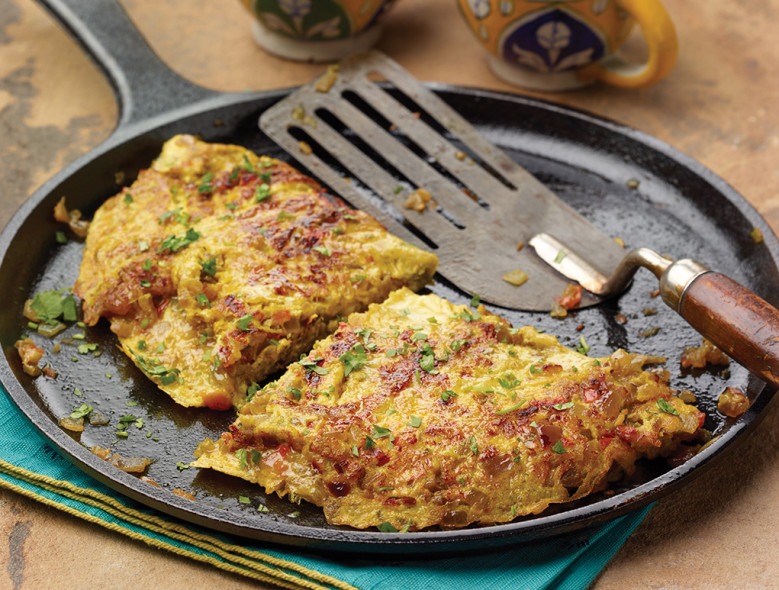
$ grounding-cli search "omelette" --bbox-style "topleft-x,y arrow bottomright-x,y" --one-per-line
75,135 -> 437,409
194,288 -> 704,531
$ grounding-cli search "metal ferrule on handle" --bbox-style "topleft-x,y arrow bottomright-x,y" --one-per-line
659,259 -> 711,312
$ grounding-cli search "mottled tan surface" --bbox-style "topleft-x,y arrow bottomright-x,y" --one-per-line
1,0 -> 778,588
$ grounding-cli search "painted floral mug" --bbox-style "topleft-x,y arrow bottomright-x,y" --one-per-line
241,0 -> 398,62
457,0 -> 678,90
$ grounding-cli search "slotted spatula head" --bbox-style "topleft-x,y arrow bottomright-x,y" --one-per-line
259,51 -> 626,311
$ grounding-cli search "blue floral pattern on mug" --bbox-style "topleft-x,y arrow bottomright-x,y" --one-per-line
501,8 -> 606,73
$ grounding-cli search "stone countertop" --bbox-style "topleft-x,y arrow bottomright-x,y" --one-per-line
1,0 -> 778,588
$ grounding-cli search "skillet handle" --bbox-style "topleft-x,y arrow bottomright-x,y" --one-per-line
677,271 -> 779,389
38,0 -> 218,129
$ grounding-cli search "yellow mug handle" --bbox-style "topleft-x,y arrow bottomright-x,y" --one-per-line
581,0 -> 678,88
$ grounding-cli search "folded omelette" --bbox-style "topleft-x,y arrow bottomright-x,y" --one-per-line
194,288 -> 704,531
75,135 -> 438,410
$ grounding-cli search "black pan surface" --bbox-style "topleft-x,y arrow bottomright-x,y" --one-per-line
1,0 -> 777,555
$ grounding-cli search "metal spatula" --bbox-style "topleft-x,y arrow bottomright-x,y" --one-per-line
260,51 -> 779,388
259,50 -> 625,312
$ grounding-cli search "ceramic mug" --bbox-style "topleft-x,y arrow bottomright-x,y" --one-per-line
241,0 -> 398,62
457,0 -> 677,90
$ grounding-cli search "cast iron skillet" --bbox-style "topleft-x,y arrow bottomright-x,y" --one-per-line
1,0 -> 777,554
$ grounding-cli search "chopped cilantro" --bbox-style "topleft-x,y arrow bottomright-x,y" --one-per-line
364,436 -> 376,450
467,435 -> 478,455
256,504 -> 270,513
299,356 -> 329,375
371,424 -> 393,442
142,258 -> 153,271
657,399 -> 679,415
69,404 -> 93,420
351,444 -> 359,457
450,339 -> 466,352
77,343 -> 99,355
237,314 -> 254,331
441,390 -> 457,402
196,293 -> 210,308
498,373 -> 521,390
246,382 -> 260,402
576,335 -> 590,355
140,279 -> 151,288
470,294 -> 481,307
236,448 -> 249,470
55,230 -> 67,244
288,387 -> 302,401
377,522 -> 398,533
158,227 -> 201,253
459,308 -> 481,322
529,364 -> 542,374
255,183 -> 271,202
123,193 -> 133,205
419,344 -> 437,373
200,257 -> 217,277
552,440 -> 567,454
554,250 -> 567,264
121,415 -> 142,430
197,172 -> 214,193
133,354 -> 180,385
340,344 -> 369,376
552,401 -> 574,411
495,401 -> 527,415
407,415 -> 422,428
241,154 -> 255,173
176,462 -> 190,471
238,495 -> 251,505
29,289 -> 78,325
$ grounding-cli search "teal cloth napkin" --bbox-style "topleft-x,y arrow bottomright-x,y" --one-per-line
0,387 -> 647,590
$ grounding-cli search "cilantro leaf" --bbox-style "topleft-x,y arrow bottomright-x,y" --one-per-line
299,356 -> 329,375
657,399 -> 679,415
158,227 -> 201,253
200,257 -> 217,277
69,404 -> 93,420
340,344 -> 368,376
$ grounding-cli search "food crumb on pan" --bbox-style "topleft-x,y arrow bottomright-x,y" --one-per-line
717,386 -> 749,418
404,188 -> 435,212
14,338 -> 44,377
315,64 -> 339,93
680,339 -> 730,369
502,269 -> 528,286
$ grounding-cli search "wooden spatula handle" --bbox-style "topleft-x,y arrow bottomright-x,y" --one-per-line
679,272 -> 779,388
